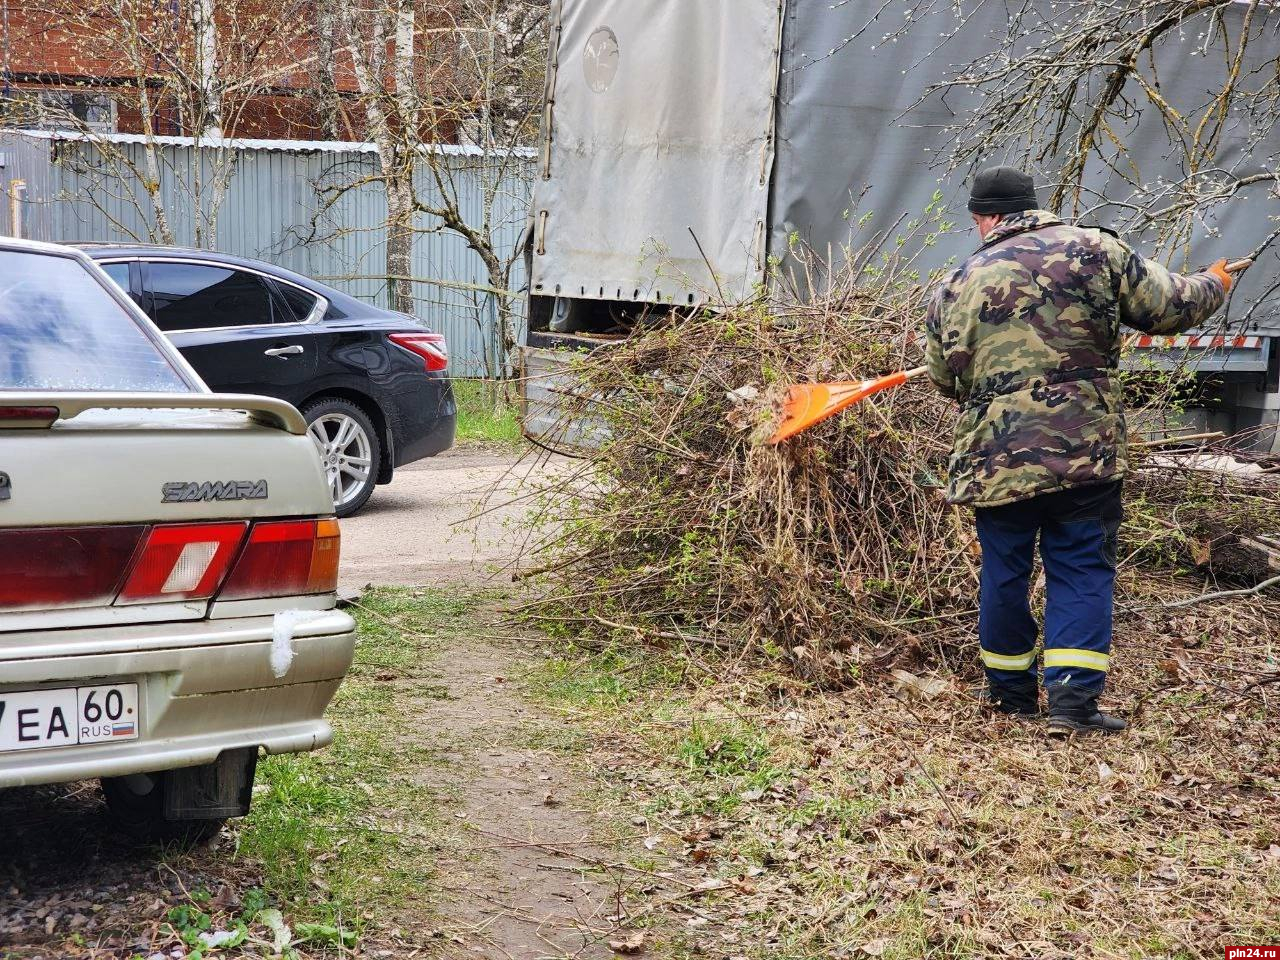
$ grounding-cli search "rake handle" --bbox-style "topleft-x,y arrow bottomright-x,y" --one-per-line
882,365 -> 929,392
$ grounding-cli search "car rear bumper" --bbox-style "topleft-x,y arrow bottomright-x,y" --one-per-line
390,377 -> 457,469
395,408 -> 456,466
0,609 -> 356,788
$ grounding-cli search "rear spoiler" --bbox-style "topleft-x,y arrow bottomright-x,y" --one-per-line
0,393 -> 307,434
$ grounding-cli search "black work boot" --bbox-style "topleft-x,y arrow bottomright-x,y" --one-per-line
981,677 -> 1042,718
1046,683 -> 1126,734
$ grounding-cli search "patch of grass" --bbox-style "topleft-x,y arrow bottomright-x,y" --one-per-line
233,587 -> 486,942
674,721 -> 773,778
783,791 -> 882,839
451,378 -> 522,446
524,646 -> 799,825
523,645 -> 686,710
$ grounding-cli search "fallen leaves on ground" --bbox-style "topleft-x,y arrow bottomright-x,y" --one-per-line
609,930 -> 646,953
533,590 -> 1280,959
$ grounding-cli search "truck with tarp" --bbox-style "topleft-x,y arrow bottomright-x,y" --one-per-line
521,0 -> 1280,450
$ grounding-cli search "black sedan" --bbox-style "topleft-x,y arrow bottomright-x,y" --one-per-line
81,244 -> 456,516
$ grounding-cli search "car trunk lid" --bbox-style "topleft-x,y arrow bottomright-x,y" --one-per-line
0,396 -> 334,625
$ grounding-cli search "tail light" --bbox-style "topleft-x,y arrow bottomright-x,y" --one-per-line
0,517 -> 340,612
0,406 -> 59,428
218,518 -> 341,601
117,522 -> 247,603
0,526 -> 145,610
389,332 -> 448,372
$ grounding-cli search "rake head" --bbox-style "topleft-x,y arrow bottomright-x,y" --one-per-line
768,366 -> 928,444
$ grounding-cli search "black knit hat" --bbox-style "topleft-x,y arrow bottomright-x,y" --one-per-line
968,166 -> 1038,215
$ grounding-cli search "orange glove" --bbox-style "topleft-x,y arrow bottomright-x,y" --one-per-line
1208,259 -> 1234,293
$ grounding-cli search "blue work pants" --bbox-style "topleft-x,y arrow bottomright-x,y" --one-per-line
974,481 -> 1123,696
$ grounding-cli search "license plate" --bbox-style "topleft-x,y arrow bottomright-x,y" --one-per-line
0,683 -> 140,752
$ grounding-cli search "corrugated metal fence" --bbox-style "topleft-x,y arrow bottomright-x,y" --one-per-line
0,129 -> 534,377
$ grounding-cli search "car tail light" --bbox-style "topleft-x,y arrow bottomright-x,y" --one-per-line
389,332 -> 448,372
117,522 -> 248,603
218,518 -> 341,600
0,526 -> 146,610
0,406 -> 59,428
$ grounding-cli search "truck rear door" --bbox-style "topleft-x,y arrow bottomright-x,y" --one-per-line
531,0 -> 784,310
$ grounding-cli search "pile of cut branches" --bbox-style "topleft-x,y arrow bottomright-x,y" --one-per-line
515,257 -> 1280,685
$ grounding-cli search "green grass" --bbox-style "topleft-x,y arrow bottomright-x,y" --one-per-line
524,645 -> 797,823
520,633 -> 1280,959
451,378 -> 522,446
523,645 -> 686,710
231,587 -> 486,946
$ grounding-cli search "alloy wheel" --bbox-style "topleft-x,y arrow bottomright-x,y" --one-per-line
307,412 -> 374,509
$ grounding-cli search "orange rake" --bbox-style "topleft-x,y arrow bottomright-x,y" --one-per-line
768,366 -> 929,444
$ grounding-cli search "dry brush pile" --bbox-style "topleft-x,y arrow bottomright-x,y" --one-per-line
516,255 -> 1280,688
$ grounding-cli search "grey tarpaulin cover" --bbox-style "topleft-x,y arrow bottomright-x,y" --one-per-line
530,0 -> 783,306
533,1 -> 1278,334
770,2 -> 1279,335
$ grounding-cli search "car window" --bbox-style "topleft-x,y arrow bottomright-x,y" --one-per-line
0,249 -> 190,392
276,281 -> 319,322
146,262 -> 281,331
100,261 -> 130,291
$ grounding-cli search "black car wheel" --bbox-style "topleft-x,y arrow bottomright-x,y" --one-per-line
303,397 -> 381,517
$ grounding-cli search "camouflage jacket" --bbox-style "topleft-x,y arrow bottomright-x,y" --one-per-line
925,209 -> 1226,507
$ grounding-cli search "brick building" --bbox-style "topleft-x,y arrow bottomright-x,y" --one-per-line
0,0 -> 369,140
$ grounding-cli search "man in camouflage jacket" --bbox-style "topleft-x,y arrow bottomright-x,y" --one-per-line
925,165 -> 1240,733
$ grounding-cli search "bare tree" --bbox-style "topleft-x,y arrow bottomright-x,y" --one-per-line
335,0 -> 422,312
454,0 -> 548,149
8,0 -> 316,246
329,0 -> 546,373
314,0 -> 354,140
189,0 -> 223,136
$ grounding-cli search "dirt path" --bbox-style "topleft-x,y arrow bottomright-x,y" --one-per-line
411,637 -> 622,959
343,445 -> 626,956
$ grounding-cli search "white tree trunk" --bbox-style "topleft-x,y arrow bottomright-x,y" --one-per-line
190,0 -> 222,136
387,0 -> 418,313
340,0 -> 417,314
135,90 -> 175,245
316,0 -> 343,139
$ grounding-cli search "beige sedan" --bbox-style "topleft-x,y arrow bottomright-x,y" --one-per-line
0,239 -> 356,839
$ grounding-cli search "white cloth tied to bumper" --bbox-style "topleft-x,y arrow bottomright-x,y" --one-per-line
270,610 -> 331,678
